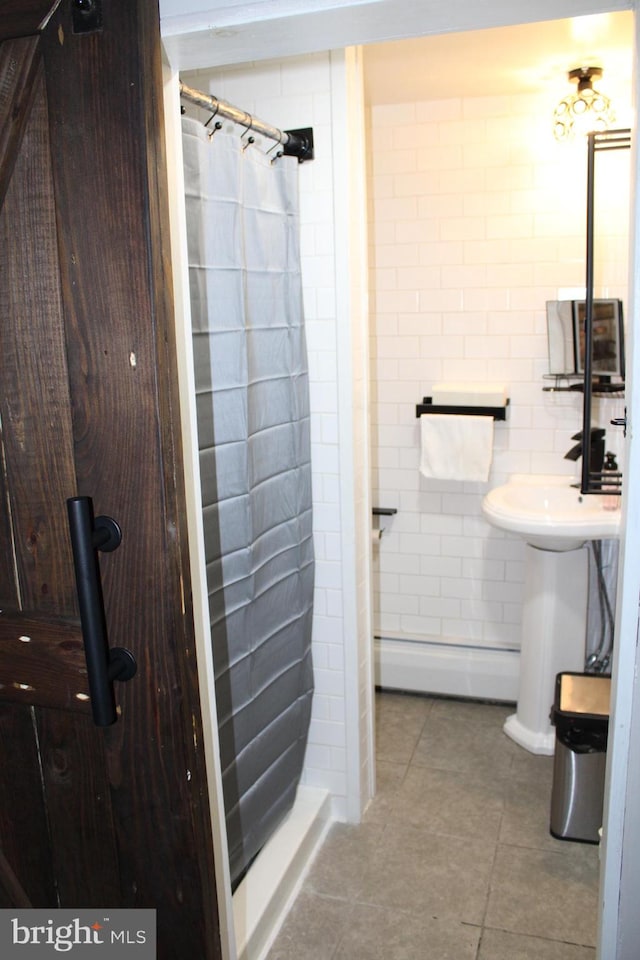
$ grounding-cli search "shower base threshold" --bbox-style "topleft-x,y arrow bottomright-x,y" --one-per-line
233,785 -> 331,960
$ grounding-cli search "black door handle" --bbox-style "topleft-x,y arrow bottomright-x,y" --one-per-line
66,496 -> 136,726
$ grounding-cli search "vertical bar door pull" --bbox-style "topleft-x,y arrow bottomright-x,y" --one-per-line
67,496 -> 136,726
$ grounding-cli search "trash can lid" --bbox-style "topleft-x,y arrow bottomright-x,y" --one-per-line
555,672 -> 610,720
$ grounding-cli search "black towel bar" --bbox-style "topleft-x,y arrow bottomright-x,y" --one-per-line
416,397 -> 509,421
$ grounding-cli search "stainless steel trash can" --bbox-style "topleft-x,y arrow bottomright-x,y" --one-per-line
550,672 -> 610,843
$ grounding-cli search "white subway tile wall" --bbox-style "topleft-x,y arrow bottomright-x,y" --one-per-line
368,90 -> 630,650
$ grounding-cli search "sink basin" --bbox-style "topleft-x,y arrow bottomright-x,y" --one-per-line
482,473 -> 620,551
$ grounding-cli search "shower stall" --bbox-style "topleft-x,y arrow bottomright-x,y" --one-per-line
165,43 -> 374,957
181,105 -> 315,888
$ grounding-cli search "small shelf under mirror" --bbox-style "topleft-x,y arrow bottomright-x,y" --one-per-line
542,374 -> 583,393
542,374 -> 624,395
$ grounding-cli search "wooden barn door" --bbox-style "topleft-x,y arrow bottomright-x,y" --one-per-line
0,2 -> 222,957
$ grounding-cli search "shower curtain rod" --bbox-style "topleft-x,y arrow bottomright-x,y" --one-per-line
179,81 -> 314,162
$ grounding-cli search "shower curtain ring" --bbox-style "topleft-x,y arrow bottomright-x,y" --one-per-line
240,114 -> 254,140
266,132 -> 284,163
208,121 -> 223,140
266,134 -> 282,155
242,135 -> 255,152
266,132 -> 283,151
204,101 -> 221,127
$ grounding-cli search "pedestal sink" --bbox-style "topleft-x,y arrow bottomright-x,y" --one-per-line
482,474 -> 620,754
482,473 -> 620,552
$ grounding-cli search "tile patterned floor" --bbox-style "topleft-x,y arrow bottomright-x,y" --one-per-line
266,691 -> 599,960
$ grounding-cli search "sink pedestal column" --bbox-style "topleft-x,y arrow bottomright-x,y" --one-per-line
504,543 -> 588,755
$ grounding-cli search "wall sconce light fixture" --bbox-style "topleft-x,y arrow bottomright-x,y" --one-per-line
553,66 -> 615,141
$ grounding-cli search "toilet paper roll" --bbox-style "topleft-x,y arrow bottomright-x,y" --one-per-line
371,529 -> 383,544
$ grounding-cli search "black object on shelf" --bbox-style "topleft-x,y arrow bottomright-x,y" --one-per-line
416,397 -> 509,420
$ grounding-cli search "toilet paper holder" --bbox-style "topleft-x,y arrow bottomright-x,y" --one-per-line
372,507 -> 397,542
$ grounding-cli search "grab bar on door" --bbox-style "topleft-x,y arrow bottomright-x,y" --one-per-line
67,496 -> 136,727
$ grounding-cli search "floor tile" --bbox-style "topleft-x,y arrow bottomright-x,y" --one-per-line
265,692 -> 603,960
375,690 -> 434,722
478,928 -> 596,959
356,820 -> 495,924
266,891 -> 351,960
485,843 -> 600,946
391,765 -> 504,842
333,903 -> 480,960
375,692 -> 432,764
411,710 -> 519,779
304,822 -> 383,901
429,697 -> 513,726
500,764 -> 570,853
362,760 -> 407,825
509,746 -> 555,785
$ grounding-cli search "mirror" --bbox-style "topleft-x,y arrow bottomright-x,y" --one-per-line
546,298 -> 625,381
546,300 -> 575,375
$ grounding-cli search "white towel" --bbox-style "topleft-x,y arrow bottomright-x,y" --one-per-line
420,414 -> 494,482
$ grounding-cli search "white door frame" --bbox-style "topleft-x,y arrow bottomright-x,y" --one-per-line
598,12 -> 640,954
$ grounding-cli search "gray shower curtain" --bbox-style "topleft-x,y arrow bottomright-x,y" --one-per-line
182,116 -> 314,885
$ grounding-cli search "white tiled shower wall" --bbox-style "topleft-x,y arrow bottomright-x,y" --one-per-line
182,51 -> 371,820
368,90 -> 629,651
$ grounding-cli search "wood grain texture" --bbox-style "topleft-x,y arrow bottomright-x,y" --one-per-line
137,1 -> 222,953
0,38 -> 38,610
0,3 -> 221,954
0,702 -> 56,906
40,3 -> 221,956
0,0 -> 59,42
37,708 -> 120,906
0,60 -> 79,616
0,848 -> 33,908
0,443 -> 18,611
0,612 -> 90,712
0,36 -> 41,211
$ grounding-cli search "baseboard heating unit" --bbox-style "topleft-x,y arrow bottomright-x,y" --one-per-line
374,635 -> 519,702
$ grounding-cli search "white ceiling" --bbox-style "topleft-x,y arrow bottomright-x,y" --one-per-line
362,12 -> 634,105
161,1 -> 633,74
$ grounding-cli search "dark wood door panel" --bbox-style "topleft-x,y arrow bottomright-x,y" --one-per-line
0,702 -> 56,906
37,708 -> 120,906
40,6 -> 221,954
0,36 -> 41,210
0,457 -> 18,611
0,1 -> 59,43
0,848 -> 33,908
0,612 -> 89,712
0,59 -> 78,616
0,3 -> 222,955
